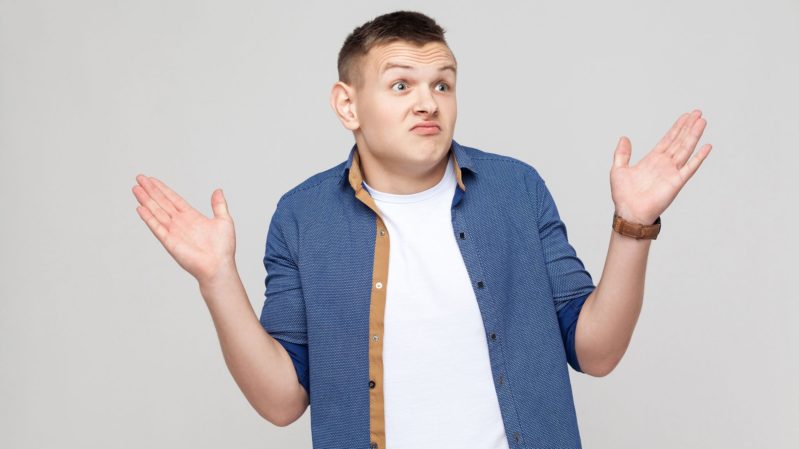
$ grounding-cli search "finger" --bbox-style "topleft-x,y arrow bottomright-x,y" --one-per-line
667,109 -> 702,157
654,112 -> 689,152
211,189 -> 229,218
678,143 -> 712,182
148,176 -> 191,213
136,175 -> 177,217
613,136 -> 632,169
132,182 -> 172,227
146,176 -> 179,216
136,204 -> 169,244
673,117 -> 707,168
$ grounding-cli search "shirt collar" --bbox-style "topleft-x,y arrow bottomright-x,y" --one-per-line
340,139 -> 474,193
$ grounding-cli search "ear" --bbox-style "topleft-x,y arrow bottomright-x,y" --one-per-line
330,81 -> 360,131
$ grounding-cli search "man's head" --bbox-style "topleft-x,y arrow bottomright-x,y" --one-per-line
330,11 -> 458,185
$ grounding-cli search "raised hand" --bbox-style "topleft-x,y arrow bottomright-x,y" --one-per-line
132,175 -> 236,284
610,109 -> 713,225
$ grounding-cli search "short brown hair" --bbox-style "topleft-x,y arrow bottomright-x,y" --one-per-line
337,11 -> 451,89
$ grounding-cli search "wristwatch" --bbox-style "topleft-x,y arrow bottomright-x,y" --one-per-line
612,213 -> 661,240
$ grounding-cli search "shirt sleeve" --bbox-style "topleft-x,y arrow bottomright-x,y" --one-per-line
274,340 -> 310,398
535,174 -> 597,373
555,291 -> 591,373
259,198 -> 310,398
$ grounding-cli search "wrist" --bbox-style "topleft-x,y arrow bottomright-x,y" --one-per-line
198,260 -> 240,293
613,206 -> 658,225
616,214 -> 659,226
611,212 -> 661,240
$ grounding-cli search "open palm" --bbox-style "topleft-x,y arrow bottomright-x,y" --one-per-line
610,109 -> 713,225
132,175 -> 236,283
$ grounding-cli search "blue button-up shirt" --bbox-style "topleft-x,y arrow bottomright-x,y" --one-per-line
259,139 -> 596,448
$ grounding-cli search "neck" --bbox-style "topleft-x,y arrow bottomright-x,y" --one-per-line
355,142 -> 451,195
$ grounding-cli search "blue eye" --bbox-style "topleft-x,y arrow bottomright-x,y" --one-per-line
435,82 -> 450,92
391,81 -> 407,92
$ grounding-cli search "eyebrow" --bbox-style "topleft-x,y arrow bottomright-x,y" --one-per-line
381,62 -> 457,75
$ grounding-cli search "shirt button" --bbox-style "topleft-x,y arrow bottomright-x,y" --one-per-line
375,281 -> 383,289
459,231 -> 466,239
372,334 -> 380,342
489,332 -> 497,341
370,443 -> 378,449
477,280 -> 485,289
369,380 -> 376,389
379,229 -> 386,236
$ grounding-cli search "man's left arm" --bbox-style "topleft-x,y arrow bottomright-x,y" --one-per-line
575,109 -> 713,377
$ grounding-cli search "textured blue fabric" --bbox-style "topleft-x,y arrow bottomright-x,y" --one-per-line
274,235 -> 591,402
260,139 -> 596,448
557,291 -> 591,373
276,340 -> 310,399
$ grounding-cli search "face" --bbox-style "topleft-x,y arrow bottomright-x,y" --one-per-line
333,40 -> 458,175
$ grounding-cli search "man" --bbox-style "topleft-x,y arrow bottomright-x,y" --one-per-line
132,10 -> 712,449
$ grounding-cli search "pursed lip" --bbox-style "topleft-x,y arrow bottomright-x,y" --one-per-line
410,121 -> 441,131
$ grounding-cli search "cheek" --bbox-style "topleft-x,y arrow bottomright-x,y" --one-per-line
441,98 -> 457,125
445,95 -> 457,112
372,99 -> 407,128
358,100 -> 395,141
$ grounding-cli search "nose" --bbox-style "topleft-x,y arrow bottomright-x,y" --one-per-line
413,85 -> 438,116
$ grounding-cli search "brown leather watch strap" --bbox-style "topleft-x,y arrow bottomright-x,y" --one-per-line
612,213 -> 661,240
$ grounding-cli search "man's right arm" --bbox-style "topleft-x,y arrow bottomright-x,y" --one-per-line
199,263 -> 309,427
131,176 -> 308,426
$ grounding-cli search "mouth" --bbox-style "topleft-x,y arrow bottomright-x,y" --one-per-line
411,122 -> 441,135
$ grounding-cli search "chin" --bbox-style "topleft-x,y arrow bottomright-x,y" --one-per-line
417,133 -> 449,148
414,139 -> 447,159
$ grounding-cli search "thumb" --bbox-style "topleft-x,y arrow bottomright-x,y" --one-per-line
613,136 -> 632,169
211,188 -> 229,218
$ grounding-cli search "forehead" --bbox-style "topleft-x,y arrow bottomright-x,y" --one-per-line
363,40 -> 456,76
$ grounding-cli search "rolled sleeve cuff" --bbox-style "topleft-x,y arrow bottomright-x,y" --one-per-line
556,290 -> 592,373
274,338 -> 310,400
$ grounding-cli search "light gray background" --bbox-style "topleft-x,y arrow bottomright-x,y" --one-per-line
1,0 -> 796,448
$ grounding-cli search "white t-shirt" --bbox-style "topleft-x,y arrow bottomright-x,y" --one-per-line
363,154 -> 510,449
